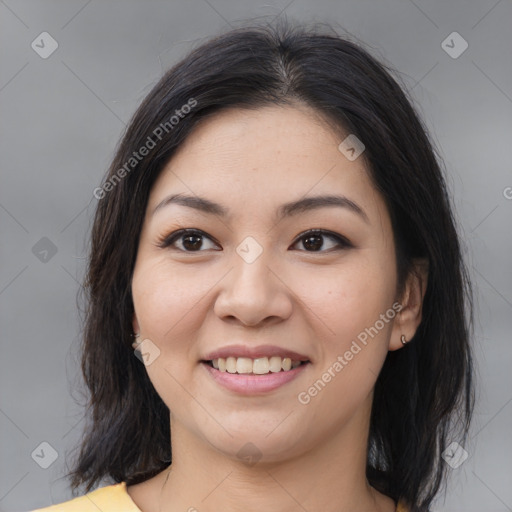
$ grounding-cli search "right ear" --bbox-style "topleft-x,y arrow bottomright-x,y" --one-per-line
132,314 -> 140,334
131,315 -> 140,349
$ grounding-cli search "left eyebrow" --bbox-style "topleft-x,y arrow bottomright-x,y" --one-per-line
277,194 -> 369,224
152,193 -> 369,224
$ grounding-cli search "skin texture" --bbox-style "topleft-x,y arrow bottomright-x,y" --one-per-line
128,105 -> 427,512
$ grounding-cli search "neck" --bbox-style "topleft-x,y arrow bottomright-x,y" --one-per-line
156,401 -> 395,512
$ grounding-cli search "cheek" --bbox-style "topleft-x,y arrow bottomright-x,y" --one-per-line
130,259 -> 211,403
304,255 -> 397,340
132,259 -> 207,340
131,261 -> 207,411
299,254 -> 397,410
294,262 -> 396,423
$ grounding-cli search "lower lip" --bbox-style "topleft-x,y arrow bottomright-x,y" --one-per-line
201,361 -> 310,395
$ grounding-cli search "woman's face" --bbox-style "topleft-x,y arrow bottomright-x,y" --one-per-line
131,105 -> 406,462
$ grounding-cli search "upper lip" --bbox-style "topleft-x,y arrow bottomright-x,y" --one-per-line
202,344 -> 310,362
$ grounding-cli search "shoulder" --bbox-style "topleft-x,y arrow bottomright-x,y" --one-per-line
30,482 -> 141,511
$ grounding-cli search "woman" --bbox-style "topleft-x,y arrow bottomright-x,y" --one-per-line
33,19 -> 474,512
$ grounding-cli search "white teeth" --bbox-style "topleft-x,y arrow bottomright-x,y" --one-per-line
236,357 -> 253,374
269,356 -> 282,373
253,357 -> 269,374
210,356 -> 306,374
226,356 -> 237,373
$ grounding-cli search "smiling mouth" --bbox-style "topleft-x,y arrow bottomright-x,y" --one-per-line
202,356 -> 311,375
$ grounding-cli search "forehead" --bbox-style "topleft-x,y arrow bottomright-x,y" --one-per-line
147,105 -> 387,226
170,104 -> 343,165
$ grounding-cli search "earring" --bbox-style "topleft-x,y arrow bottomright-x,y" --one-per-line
132,332 -> 141,350
401,334 -> 408,345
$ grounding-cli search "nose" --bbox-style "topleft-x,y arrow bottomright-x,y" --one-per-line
213,248 -> 293,327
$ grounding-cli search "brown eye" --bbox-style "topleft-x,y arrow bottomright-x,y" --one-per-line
157,228 -> 351,253
157,229 -> 220,252
302,234 -> 323,251
292,229 -> 352,252
181,233 -> 204,251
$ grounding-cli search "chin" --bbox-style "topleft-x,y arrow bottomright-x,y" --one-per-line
201,425 -> 307,466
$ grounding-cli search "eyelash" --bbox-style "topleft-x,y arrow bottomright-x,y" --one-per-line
156,228 -> 352,253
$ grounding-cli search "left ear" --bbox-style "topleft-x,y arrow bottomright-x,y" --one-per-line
131,314 -> 141,350
389,258 -> 429,351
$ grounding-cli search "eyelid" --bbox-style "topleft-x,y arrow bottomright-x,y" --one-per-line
290,228 -> 353,251
156,228 -> 220,250
157,228 -> 352,252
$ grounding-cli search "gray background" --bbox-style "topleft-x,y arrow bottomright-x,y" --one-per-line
1,1 -> 511,511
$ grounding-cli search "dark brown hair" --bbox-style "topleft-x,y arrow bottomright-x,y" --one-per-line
67,19 -> 474,511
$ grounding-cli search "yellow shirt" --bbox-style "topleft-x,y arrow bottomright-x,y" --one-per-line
30,481 -> 410,511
